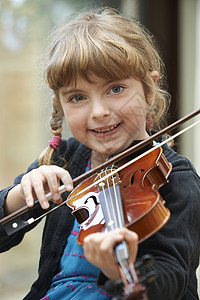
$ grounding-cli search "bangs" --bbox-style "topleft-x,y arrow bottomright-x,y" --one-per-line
44,19 -> 147,90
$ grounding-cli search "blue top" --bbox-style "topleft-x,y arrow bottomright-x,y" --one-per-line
41,155 -> 111,300
41,220 -> 111,300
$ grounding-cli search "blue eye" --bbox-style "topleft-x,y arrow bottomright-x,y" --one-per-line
109,86 -> 124,94
69,95 -> 86,103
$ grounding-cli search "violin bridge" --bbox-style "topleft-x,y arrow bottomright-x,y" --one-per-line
94,168 -> 121,190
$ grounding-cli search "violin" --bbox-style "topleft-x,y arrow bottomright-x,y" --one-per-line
67,147 -> 171,245
0,108 -> 200,300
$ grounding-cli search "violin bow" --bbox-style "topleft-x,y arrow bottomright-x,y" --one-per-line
0,108 -> 200,234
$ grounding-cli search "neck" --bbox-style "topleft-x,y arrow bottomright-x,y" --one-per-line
91,151 -> 108,169
90,135 -> 150,169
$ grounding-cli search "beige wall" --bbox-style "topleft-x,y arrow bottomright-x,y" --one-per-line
0,46 -> 46,188
0,38 -> 47,300
0,9 -> 51,299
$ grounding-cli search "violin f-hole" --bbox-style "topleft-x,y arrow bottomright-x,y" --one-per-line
84,195 -> 99,206
130,169 -> 145,186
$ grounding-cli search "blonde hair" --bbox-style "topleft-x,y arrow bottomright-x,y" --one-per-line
39,7 -> 170,166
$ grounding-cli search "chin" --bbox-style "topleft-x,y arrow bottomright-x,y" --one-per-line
100,147 -> 122,157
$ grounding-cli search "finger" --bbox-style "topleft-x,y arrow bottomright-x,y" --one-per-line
99,229 -> 138,262
47,174 -> 62,203
40,165 -> 73,192
84,231 -> 124,265
120,228 -> 138,244
29,170 -> 50,209
56,167 -> 73,192
20,177 -> 35,207
119,228 -> 138,261
108,228 -> 138,245
100,231 -> 125,251
39,166 -> 62,203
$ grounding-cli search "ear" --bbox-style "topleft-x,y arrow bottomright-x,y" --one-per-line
150,71 -> 159,83
52,95 -> 64,116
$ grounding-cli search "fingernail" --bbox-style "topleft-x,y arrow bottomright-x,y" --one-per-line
66,184 -> 73,191
43,201 -> 49,209
27,201 -> 33,207
53,193 -> 59,201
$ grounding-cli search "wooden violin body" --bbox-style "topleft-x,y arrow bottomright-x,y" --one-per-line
67,147 -> 172,245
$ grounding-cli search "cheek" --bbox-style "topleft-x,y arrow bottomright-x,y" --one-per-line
119,98 -> 147,126
64,113 -> 78,131
63,108 -> 87,134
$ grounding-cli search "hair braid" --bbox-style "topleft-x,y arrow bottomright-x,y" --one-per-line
39,99 -> 63,166
50,102 -> 63,137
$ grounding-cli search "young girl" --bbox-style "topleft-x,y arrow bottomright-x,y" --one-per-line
1,7 -> 200,300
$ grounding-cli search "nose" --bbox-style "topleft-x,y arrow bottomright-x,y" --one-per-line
90,99 -> 111,119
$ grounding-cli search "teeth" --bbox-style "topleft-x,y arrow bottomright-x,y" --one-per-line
94,124 -> 118,133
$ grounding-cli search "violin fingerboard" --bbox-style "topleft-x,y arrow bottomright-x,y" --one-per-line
99,185 -> 125,231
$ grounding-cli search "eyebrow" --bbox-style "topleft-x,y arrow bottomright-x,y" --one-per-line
61,88 -> 84,96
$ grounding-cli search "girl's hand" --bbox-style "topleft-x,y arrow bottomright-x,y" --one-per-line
20,165 -> 73,209
83,228 -> 138,281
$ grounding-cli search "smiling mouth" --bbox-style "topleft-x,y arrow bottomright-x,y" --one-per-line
92,123 -> 120,133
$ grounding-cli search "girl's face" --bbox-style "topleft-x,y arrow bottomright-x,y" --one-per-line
58,75 -> 149,165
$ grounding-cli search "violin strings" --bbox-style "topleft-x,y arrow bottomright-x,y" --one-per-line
100,171 -> 112,228
106,170 -> 119,230
111,172 -> 124,229
104,170 -> 114,229
100,170 -> 120,231
31,119 -> 200,224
